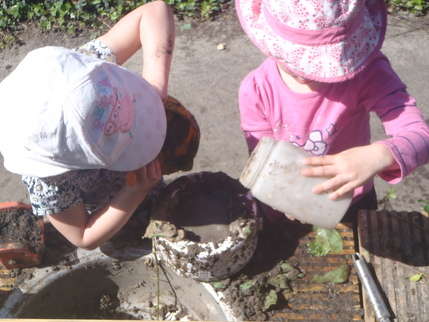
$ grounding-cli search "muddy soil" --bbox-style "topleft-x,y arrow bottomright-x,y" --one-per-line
210,213 -> 360,321
149,171 -> 255,243
0,207 -> 43,254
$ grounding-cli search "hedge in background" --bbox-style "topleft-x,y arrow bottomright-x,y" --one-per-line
388,0 -> 428,15
0,0 -> 229,48
0,0 -> 427,49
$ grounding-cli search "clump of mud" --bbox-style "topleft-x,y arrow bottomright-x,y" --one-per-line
0,207 -> 43,254
96,292 -> 193,320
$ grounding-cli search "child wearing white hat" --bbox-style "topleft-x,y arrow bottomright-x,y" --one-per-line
0,1 -> 176,249
236,0 -> 429,218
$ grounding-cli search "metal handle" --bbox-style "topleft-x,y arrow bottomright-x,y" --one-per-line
352,253 -> 392,322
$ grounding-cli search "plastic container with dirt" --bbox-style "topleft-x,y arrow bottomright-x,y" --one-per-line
0,202 -> 44,269
144,171 -> 262,282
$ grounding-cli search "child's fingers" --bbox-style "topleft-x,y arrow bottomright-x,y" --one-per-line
301,165 -> 336,177
329,181 -> 356,200
312,174 -> 351,194
303,155 -> 334,166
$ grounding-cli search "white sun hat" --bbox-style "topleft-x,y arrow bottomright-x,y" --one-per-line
0,46 -> 166,177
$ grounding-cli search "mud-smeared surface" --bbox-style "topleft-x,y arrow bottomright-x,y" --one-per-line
146,172 -> 260,282
209,214 -> 363,321
5,258 -> 226,321
1,174 -> 361,320
0,207 -> 43,254
149,171 -> 255,243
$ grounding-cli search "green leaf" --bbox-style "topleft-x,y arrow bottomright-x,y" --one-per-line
280,261 -> 294,273
8,4 -> 20,19
267,274 -> 290,290
307,227 -> 343,256
211,281 -> 227,290
239,280 -> 255,292
409,273 -> 424,282
262,289 -> 278,312
312,264 -> 350,284
385,188 -> 397,200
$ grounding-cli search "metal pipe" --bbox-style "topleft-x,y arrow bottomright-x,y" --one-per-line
352,253 -> 393,322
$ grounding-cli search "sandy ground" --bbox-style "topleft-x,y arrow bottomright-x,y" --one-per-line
0,6 -> 428,212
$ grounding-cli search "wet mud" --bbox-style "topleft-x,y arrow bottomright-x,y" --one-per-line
210,214 -> 362,321
146,172 -> 260,282
0,207 -> 43,254
149,171 -> 256,243
6,259 -> 226,321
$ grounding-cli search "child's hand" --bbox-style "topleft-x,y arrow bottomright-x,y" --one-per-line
126,159 -> 161,193
301,143 -> 395,200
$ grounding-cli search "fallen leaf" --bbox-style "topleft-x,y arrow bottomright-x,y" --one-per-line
262,289 -> 278,311
311,264 -> 350,284
211,281 -> 227,290
385,188 -> 397,200
267,274 -> 290,290
239,280 -> 255,292
409,273 -> 424,282
307,227 -> 343,256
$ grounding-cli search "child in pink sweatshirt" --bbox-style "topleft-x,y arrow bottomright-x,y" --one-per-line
236,0 -> 429,218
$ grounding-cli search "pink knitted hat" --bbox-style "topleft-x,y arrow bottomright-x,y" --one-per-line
236,0 -> 387,82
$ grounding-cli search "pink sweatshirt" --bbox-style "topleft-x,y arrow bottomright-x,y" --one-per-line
239,53 -> 429,200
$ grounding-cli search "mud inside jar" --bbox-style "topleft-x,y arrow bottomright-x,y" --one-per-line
151,172 -> 257,243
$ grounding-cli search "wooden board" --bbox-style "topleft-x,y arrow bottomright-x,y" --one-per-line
273,223 -> 363,321
358,210 -> 429,322
0,268 -> 16,292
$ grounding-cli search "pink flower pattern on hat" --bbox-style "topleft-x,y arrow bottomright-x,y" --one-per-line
236,0 -> 386,82
103,89 -> 135,136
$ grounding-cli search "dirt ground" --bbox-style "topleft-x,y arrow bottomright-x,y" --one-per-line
0,4 -> 428,321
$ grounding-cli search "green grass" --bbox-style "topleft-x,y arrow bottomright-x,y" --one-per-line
0,0 -> 230,49
0,0 -> 427,49
387,0 -> 429,15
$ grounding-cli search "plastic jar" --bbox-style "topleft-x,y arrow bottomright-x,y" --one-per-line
239,137 -> 352,228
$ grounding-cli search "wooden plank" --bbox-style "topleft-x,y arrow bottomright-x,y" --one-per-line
274,312 -> 363,320
358,210 -> 429,322
0,268 -> 16,292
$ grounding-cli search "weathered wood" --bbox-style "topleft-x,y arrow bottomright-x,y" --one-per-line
358,210 -> 429,322
272,223 -> 363,321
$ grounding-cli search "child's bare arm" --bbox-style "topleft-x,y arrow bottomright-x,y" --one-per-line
47,160 -> 161,249
98,1 -> 175,100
